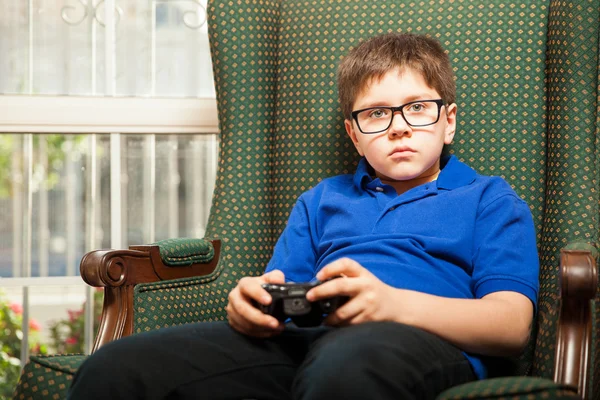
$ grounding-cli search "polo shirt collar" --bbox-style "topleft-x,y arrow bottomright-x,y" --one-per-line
353,155 -> 477,191
354,158 -> 376,189
436,155 -> 477,190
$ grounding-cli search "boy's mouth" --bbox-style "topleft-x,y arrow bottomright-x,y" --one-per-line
389,146 -> 416,156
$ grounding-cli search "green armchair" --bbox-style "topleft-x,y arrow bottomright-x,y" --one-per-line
14,0 -> 600,399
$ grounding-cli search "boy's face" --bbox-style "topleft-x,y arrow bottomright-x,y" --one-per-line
344,68 -> 456,189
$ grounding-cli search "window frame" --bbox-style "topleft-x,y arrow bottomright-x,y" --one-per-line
0,95 -> 219,362
0,95 -> 218,134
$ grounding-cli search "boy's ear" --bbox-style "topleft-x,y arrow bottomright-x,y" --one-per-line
345,119 -> 364,156
443,103 -> 457,145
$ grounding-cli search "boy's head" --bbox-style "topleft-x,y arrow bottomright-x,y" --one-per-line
337,32 -> 457,194
337,32 -> 456,121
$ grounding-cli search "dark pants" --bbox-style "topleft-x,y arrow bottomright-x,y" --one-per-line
68,321 -> 476,400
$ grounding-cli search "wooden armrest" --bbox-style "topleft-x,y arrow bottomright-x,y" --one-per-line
80,240 -> 221,352
554,248 -> 597,399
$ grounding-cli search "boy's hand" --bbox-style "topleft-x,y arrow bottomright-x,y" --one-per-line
226,270 -> 287,337
306,258 -> 399,326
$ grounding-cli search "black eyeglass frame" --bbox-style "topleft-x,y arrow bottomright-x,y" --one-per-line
351,99 -> 445,134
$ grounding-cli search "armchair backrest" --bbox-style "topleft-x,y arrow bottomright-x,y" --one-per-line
535,2 -> 599,392
203,0 -> 599,385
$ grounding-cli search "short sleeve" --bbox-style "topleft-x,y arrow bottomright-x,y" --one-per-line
265,197 -> 318,282
471,192 -> 540,308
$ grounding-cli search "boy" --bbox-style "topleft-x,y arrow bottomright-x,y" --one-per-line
69,33 -> 539,400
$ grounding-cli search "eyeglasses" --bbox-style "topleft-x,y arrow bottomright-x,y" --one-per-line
351,99 -> 445,134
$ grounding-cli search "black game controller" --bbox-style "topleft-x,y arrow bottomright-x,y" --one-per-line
256,278 -> 348,327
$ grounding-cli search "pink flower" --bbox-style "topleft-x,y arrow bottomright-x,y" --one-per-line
65,337 -> 78,345
29,319 -> 41,331
9,303 -> 23,315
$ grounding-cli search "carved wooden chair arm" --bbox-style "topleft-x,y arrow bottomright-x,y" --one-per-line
554,245 -> 598,399
79,239 -> 221,352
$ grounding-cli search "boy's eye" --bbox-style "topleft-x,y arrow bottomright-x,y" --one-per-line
407,103 -> 424,112
368,108 -> 389,119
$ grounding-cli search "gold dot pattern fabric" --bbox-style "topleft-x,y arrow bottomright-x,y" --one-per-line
12,355 -> 86,400
129,0 -> 599,395
133,0 -> 281,333
154,238 -> 214,266
536,3 -> 599,398
273,0 -> 548,236
437,376 -> 579,400
273,0 -> 547,378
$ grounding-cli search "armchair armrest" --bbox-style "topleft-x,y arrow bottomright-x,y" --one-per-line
80,239 -> 221,352
554,243 -> 598,399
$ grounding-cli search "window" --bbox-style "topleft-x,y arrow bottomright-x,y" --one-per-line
1,0 -> 215,97
0,1 -> 218,389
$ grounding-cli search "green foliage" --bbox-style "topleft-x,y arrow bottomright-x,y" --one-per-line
0,291 -> 47,400
0,136 -> 13,199
0,288 -> 103,398
0,134 -> 87,199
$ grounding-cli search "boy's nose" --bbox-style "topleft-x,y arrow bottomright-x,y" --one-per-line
388,111 -> 411,137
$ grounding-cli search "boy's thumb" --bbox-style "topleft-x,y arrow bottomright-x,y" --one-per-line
265,269 -> 285,284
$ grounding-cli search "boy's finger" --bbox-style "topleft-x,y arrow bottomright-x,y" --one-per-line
316,258 -> 363,281
324,301 -> 361,326
233,295 -> 281,329
228,309 -> 253,334
229,311 -> 281,338
239,278 -> 272,305
307,274 -> 356,301
264,269 -> 285,284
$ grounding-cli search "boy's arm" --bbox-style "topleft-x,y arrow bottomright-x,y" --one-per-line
470,192 -> 539,308
412,191 -> 538,355
265,196 -> 319,281
227,192 -> 320,337
399,288 -> 533,356
308,259 -> 533,356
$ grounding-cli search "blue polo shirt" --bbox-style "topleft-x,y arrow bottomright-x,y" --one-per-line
266,155 -> 540,379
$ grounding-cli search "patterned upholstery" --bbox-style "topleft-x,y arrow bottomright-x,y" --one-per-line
437,377 -> 580,400
142,0 -> 551,345
153,238 -> 214,266
12,355 -> 86,400
539,4 -> 600,400
13,0 -> 600,399
134,272 -> 227,331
